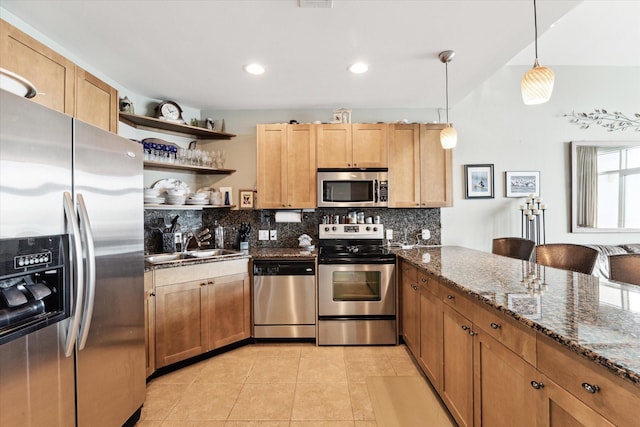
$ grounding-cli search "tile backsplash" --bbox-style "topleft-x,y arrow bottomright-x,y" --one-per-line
144,208 -> 441,254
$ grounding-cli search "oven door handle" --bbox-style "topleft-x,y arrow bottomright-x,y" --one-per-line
63,192 -> 84,358
319,258 -> 396,265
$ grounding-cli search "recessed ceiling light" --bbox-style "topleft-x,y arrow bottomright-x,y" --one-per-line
244,63 -> 265,75
348,62 -> 369,74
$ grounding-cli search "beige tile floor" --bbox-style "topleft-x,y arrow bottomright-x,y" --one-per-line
135,343 -> 435,427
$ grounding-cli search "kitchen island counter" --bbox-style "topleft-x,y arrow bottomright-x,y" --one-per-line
393,245 -> 640,388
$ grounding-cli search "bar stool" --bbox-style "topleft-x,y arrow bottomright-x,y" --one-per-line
609,254 -> 640,286
492,237 -> 535,261
535,244 -> 599,275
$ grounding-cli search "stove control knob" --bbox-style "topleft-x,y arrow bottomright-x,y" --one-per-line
324,227 -> 330,232
373,227 -> 378,232
366,226 -> 371,231
332,226 -> 338,231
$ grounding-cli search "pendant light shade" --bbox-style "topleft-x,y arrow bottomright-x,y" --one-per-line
521,0 -> 554,105
440,125 -> 457,149
439,50 -> 457,149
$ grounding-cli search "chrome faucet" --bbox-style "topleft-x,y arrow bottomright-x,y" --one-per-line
182,231 -> 194,252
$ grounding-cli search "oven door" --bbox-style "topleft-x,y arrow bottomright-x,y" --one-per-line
318,262 -> 395,316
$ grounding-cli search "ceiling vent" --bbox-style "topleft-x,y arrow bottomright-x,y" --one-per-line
299,0 -> 334,8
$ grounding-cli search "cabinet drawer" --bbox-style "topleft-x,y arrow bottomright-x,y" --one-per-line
418,271 -> 440,297
537,335 -> 640,427
441,285 -> 475,316
473,304 -> 536,365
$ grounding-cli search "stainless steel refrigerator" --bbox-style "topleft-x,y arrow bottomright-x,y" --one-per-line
0,89 -> 145,426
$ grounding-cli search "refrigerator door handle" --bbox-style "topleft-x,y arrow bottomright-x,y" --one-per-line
76,193 -> 96,351
63,191 -> 84,357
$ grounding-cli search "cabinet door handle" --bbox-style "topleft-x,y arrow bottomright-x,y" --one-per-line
208,280 -> 215,285
468,330 -> 477,336
353,163 -> 357,167
447,295 -> 455,300
347,163 -> 351,167
461,325 -> 470,331
582,382 -> 600,394
530,380 -> 545,390
421,277 -> 428,283
150,292 -> 156,297
200,282 -> 207,286
490,322 -> 501,329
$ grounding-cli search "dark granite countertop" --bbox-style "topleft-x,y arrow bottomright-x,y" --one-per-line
393,246 -> 640,387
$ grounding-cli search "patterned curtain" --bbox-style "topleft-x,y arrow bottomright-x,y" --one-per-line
576,146 -> 598,228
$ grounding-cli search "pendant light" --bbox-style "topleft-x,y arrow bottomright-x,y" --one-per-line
439,50 -> 457,149
521,0 -> 555,105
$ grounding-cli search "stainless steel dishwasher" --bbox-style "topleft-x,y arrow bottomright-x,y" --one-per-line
253,259 -> 316,338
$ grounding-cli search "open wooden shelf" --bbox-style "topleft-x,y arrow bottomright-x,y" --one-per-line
119,112 -> 236,140
143,161 -> 235,175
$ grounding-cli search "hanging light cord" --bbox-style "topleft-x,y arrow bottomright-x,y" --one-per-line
533,0 -> 539,61
445,61 -> 449,124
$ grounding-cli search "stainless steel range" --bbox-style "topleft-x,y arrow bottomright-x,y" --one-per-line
317,224 -> 397,345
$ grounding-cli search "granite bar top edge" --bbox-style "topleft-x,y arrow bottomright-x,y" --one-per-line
393,246 -> 640,388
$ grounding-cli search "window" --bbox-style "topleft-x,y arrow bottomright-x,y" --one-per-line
597,146 -> 640,228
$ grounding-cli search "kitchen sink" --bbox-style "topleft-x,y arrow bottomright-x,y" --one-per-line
145,249 -> 245,264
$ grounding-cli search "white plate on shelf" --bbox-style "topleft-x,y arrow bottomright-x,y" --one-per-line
185,199 -> 210,205
152,179 -> 191,195
144,196 -> 165,204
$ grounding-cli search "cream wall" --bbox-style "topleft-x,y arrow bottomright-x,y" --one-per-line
446,65 -> 640,251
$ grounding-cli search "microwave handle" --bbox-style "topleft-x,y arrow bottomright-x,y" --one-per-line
374,179 -> 379,203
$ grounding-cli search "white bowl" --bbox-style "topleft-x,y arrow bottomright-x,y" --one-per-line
190,192 -> 208,200
167,189 -> 186,196
144,188 -> 160,196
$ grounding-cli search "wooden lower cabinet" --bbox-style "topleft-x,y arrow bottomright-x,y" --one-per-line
441,303 -> 475,427
405,265 -> 631,427
155,278 -> 208,367
400,261 -> 419,355
474,328 -> 538,427
418,278 -> 442,390
152,259 -> 250,370
144,271 -> 155,377
207,272 -> 251,349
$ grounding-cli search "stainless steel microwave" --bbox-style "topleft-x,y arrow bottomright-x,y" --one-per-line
317,169 -> 388,208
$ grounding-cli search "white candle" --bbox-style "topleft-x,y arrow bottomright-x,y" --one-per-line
528,214 -> 535,220
524,210 -> 531,215
525,198 -> 532,204
533,209 -> 540,215
535,197 -> 541,203
519,204 -> 525,210
529,193 -> 534,198
540,203 -> 547,209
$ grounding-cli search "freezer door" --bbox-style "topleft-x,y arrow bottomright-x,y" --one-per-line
73,119 -> 145,426
0,89 -> 72,238
0,90 -> 75,426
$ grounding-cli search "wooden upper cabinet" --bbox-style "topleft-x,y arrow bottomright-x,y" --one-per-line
256,124 -> 316,209
389,124 -> 421,207
0,19 -> 75,114
257,124 -> 287,209
352,123 -> 388,168
317,123 -> 387,168
388,123 -> 453,208
420,124 -> 453,207
286,124 -> 317,208
75,67 -> 118,133
316,124 -> 352,168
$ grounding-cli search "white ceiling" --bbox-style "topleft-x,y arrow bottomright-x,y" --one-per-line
1,0 -> 638,111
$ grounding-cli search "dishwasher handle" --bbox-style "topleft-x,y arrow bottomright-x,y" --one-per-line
253,261 -> 315,276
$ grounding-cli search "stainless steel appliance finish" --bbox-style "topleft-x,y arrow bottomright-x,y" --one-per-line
317,224 -> 396,346
253,259 -> 316,339
0,90 -> 145,426
317,169 -> 388,208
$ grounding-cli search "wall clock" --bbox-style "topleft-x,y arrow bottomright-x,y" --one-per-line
154,100 -> 186,124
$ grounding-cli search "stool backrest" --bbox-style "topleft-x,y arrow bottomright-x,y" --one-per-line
492,237 -> 535,261
609,254 -> 640,286
535,244 -> 599,275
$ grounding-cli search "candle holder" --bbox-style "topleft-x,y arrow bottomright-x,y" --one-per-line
519,194 -> 547,246
520,261 -> 548,297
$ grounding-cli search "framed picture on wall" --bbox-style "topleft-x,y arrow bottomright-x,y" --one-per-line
238,190 -> 255,209
505,171 -> 540,197
464,164 -> 494,199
